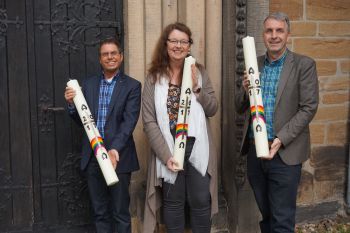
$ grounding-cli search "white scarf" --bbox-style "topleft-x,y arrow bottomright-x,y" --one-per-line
154,73 -> 209,184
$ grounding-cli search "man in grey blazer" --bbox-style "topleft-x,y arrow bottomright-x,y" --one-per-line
235,12 -> 319,233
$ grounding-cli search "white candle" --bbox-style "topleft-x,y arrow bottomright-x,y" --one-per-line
67,80 -> 119,185
173,56 -> 196,170
242,36 -> 269,158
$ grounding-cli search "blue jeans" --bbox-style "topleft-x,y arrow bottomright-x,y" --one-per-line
247,144 -> 301,233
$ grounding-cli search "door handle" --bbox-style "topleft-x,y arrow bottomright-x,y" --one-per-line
40,106 -> 65,112
39,105 -> 65,133
47,107 -> 65,112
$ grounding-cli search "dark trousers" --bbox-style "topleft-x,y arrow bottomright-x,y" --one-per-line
162,141 -> 211,233
86,158 -> 131,233
247,144 -> 301,233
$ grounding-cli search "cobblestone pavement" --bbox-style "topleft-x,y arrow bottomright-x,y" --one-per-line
296,216 -> 350,233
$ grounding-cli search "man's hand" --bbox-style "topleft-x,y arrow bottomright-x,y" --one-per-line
166,157 -> 179,172
108,149 -> 119,169
242,70 -> 249,92
262,138 -> 282,160
64,86 -> 76,104
242,71 -> 261,93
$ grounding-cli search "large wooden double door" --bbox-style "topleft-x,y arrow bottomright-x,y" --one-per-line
0,0 -> 122,232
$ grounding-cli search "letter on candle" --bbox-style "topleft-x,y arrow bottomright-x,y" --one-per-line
67,79 -> 119,185
242,36 -> 269,158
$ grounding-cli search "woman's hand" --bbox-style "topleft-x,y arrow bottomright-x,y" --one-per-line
166,157 -> 179,172
191,64 -> 201,94
191,64 -> 199,89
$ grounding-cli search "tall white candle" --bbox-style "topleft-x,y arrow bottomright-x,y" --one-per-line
242,36 -> 269,158
173,56 -> 196,170
67,79 -> 119,185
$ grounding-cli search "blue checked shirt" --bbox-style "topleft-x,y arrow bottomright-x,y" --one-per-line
249,50 -> 288,140
97,72 -> 120,138
258,50 -> 288,140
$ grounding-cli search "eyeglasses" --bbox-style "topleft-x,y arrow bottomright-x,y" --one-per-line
100,51 -> 121,58
167,39 -> 191,47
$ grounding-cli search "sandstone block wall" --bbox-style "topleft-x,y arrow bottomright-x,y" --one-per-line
271,0 -> 350,221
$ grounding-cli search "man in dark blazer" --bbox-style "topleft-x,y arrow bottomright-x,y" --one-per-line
235,12 -> 319,233
64,38 -> 141,233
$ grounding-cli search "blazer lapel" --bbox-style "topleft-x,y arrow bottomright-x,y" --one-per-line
275,52 -> 294,107
105,74 -> 125,121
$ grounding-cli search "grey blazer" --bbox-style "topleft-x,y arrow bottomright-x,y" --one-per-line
235,51 -> 319,165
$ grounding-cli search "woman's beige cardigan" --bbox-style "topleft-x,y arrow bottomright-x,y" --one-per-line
142,67 -> 219,233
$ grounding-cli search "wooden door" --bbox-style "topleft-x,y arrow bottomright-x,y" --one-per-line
0,0 -> 123,232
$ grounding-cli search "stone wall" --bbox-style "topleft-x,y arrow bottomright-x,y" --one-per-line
122,0 -> 349,231
270,0 -> 350,222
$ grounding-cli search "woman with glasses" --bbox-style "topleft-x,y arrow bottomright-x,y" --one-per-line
142,22 -> 218,233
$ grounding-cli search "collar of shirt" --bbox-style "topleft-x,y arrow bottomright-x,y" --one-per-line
101,70 -> 121,85
264,49 -> 288,67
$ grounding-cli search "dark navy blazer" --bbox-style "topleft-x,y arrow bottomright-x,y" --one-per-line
70,72 -> 141,173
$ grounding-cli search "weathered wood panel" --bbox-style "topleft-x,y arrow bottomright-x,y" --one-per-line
0,0 -> 123,232
0,0 -> 12,230
34,0 -> 59,227
222,0 -> 240,232
6,0 -> 33,231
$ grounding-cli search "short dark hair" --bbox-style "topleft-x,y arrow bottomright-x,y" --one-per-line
99,37 -> 122,54
264,12 -> 290,32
